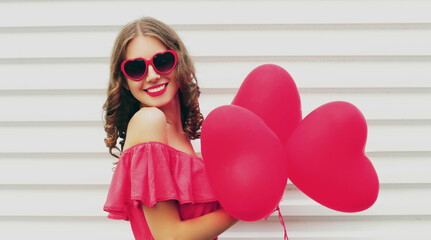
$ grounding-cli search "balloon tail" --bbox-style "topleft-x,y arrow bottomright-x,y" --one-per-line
276,206 -> 288,240
265,205 -> 288,240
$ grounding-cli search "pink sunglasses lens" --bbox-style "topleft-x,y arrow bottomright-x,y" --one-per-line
124,59 -> 147,80
153,51 -> 176,73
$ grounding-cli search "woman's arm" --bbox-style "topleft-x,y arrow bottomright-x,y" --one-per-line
124,107 -> 238,239
143,200 -> 238,240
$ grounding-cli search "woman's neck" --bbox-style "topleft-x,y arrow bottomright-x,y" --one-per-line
158,93 -> 184,133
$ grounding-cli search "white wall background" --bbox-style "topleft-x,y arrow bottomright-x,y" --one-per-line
1,0 -> 431,239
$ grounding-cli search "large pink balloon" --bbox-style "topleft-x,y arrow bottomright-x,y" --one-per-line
285,101 -> 379,212
201,105 -> 288,221
232,64 -> 302,145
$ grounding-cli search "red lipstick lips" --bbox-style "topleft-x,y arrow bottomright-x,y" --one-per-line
144,83 -> 168,97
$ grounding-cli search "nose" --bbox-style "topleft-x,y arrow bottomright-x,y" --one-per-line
145,64 -> 160,82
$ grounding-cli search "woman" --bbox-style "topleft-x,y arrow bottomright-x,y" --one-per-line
103,17 -> 238,240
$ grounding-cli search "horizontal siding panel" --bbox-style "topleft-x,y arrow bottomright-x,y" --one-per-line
0,153 -> 113,185
298,90 -> 431,121
1,185 -> 430,217
1,152 -> 430,185
0,61 -> 109,90
1,122 -> 430,153
0,187 -> 107,217
1,216 -> 430,240
1,60 -> 431,90
1,90 -> 430,121
0,92 -> 107,122
0,217 -> 133,240
370,152 -> 431,184
1,1 -> 431,27
196,61 -> 431,89
1,28 -> 431,59
0,124 -> 107,153
280,216 -> 431,240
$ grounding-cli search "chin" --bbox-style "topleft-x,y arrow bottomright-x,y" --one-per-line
140,89 -> 179,108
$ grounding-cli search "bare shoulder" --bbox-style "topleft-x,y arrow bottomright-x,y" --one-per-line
130,107 -> 166,126
124,107 -> 168,150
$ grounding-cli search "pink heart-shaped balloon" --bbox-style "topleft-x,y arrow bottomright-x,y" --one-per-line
232,64 -> 302,145
285,101 -> 379,212
201,105 -> 288,221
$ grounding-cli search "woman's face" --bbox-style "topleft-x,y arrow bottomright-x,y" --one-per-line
124,35 -> 179,108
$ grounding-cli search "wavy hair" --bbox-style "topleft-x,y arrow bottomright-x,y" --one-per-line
103,17 -> 204,159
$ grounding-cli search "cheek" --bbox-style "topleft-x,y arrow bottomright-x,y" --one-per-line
127,77 -> 142,87
169,71 -> 180,89
127,81 -> 144,97
169,81 -> 180,95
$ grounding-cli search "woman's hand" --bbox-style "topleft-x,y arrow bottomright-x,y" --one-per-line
143,200 -> 238,240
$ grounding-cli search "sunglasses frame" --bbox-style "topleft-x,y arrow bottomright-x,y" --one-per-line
121,50 -> 178,81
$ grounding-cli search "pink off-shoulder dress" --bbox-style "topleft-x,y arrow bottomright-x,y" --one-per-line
103,141 -> 221,240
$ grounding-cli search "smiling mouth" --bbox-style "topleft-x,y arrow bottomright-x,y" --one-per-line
144,83 -> 169,97
145,83 -> 168,93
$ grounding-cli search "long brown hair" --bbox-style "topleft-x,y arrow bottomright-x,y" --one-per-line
103,17 -> 203,159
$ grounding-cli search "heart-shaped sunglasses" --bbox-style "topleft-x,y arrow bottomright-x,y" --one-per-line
121,50 -> 178,81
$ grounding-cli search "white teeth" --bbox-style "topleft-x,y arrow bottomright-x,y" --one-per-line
147,84 -> 166,93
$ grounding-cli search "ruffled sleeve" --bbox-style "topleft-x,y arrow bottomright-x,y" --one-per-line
103,141 -> 218,220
